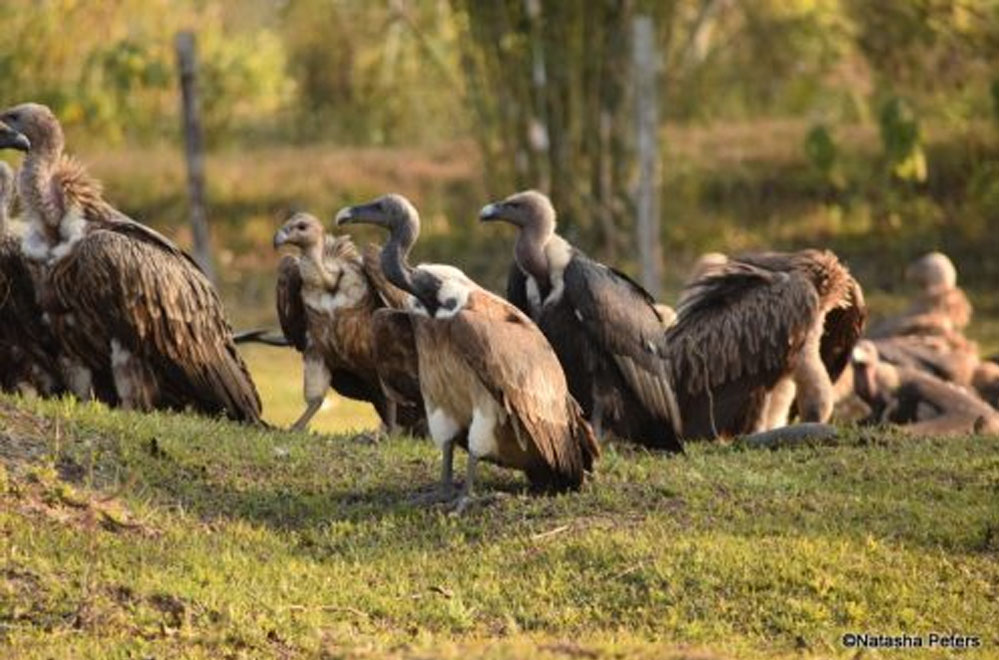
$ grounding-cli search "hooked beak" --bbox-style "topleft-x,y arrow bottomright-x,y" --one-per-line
0,126 -> 30,153
273,228 -> 289,249
335,201 -> 382,227
478,202 -> 504,222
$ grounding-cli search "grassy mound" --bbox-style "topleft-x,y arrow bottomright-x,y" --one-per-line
1,395 -> 997,658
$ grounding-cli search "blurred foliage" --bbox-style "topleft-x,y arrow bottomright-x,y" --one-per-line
0,0 -> 997,294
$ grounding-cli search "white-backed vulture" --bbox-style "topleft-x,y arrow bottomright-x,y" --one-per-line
852,340 -> 999,435
0,103 -> 261,422
273,212 -> 425,434
336,194 -> 598,505
869,251 -> 972,338
479,191 -> 682,452
668,249 -> 867,437
0,157 -> 64,395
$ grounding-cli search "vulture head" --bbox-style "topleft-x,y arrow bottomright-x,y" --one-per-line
851,339 -> 901,411
478,189 -> 556,235
273,212 -> 324,251
335,193 -> 419,235
0,104 -> 61,154
906,251 -> 957,295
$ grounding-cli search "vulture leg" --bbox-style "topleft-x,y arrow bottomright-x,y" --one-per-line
291,399 -> 324,432
761,377 -> 796,431
60,357 -> 94,401
110,339 -> 157,410
385,400 -> 398,436
409,438 -> 459,506
591,395 -> 605,441
794,324 -> 834,423
452,452 -> 479,515
293,352 -> 330,432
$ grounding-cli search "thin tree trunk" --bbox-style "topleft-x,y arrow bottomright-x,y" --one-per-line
175,31 -> 216,284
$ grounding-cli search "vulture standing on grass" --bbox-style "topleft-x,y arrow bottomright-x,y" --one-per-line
670,250 -> 867,436
336,194 -> 598,506
0,103 -> 261,422
851,340 -> 999,435
0,157 -> 64,395
273,212 -> 425,434
479,191 -> 682,451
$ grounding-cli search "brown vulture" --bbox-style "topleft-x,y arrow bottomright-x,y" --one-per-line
869,251 -> 972,338
670,249 -> 867,437
852,340 -> 999,435
0,157 -> 64,395
0,103 -> 261,422
272,212 -> 425,434
479,191 -> 682,451
336,194 -> 598,507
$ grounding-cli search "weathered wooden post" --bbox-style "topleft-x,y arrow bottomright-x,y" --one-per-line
632,15 -> 662,299
175,31 -> 216,284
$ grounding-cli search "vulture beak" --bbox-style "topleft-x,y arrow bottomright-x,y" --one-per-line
478,202 -> 504,222
0,125 -> 30,152
335,202 -> 381,227
273,228 -> 289,249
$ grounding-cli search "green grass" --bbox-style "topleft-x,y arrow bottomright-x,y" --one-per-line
2,395 -> 997,659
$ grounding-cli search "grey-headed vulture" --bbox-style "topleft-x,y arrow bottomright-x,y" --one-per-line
479,191 -> 682,451
671,250 -> 867,436
0,157 -> 64,395
336,194 -> 598,507
273,212 -> 425,435
0,103 -> 261,422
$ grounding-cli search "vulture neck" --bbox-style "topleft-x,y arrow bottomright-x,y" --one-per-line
381,218 -> 420,301
20,125 -> 66,237
305,238 -> 340,291
514,221 -> 556,286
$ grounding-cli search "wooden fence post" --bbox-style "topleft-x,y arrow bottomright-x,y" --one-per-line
175,31 -> 216,284
632,15 -> 662,299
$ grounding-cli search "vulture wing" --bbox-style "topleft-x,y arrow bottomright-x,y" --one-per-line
560,255 -> 681,433
47,228 -> 262,421
667,261 -> 819,437
276,254 -> 308,352
449,295 -> 598,487
505,262 -> 532,316
372,308 -> 423,408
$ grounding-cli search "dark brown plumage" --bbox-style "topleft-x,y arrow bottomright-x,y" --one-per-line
0,159 -> 64,395
480,191 -> 682,452
0,103 -> 261,422
272,212 -> 424,434
337,194 -> 598,504
668,249 -> 867,437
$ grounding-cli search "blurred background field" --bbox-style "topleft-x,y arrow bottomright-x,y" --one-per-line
1,0 -> 998,427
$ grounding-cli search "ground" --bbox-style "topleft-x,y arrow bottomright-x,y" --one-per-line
2,394 -> 997,659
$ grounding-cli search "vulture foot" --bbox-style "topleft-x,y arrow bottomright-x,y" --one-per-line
407,485 -> 459,507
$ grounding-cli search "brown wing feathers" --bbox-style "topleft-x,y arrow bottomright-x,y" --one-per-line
450,293 -> 599,489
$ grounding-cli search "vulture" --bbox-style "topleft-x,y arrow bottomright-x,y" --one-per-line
273,212 -> 424,434
0,103 -> 261,422
0,157 -> 64,395
866,332 -> 979,389
670,250 -> 867,437
479,191 -> 683,451
852,340 -> 999,435
336,193 -> 598,505
869,251 -> 972,338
